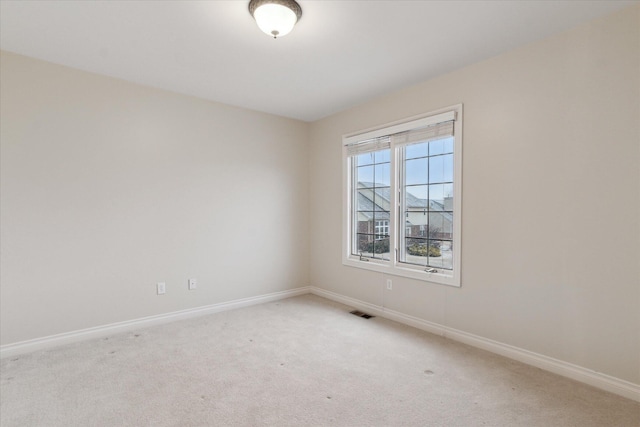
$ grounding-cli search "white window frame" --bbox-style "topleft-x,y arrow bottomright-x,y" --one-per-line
342,104 -> 462,287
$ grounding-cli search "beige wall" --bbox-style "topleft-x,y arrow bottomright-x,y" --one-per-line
0,51 -> 309,345
309,6 -> 640,384
1,5 -> 638,387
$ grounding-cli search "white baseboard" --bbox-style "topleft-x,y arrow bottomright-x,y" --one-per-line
0,286 -> 311,359
3,285 -> 638,402
309,286 -> 640,402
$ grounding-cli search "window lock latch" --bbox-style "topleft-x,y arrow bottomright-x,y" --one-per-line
359,253 -> 370,262
425,268 -> 437,273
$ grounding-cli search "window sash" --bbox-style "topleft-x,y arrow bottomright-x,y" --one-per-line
351,148 -> 391,261
397,129 -> 455,271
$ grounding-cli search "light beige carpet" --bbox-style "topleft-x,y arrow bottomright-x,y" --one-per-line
1,294 -> 638,426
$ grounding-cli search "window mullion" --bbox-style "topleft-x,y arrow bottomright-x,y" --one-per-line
390,143 -> 398,265
351,156 -> 358,257
400,146 -> 407,265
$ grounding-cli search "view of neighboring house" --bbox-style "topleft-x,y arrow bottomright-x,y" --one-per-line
355,182 -> 453,268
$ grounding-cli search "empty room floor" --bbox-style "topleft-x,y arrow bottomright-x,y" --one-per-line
1,294 -> 639,426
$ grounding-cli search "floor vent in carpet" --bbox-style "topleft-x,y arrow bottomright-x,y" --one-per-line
350,310 -> 375,319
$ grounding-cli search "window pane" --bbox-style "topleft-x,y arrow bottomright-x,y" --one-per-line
373,237 -> 391,260
374,220 -> 389,239
372,187 -> 391,211
405,212 -> 428,238
429,154 -> 453,183
374,149 -> 390,163
428,183 -> 453,207
374,163 -> 390,186
429,138 -> 445,156
356,215 -> 373,234
405,186 -> 428,246
406,142 -> 428,159
405,158 -> 428,185
402,238 -> 453,269
428,155 -> 444,183
356,215 -> 375,235
443,137 -> 454,154
357,152 -> 374,166
406,210 -> 428,226
405,184 -> 428,203
375,207 -> 391,218
404,238 -> 428,266
428,212 -> 453,239
355,233 -> 389,260
357,188 -> 373,211
442,154 -> 454,182
356,233 -> 374,255
426,240 -> 453,270
358,188 -> 391,212
357,165 -> 374,187
429,137 -> 454,156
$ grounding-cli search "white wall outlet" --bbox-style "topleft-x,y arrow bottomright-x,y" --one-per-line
188,278 -> 197,290
386,279 -> 392,290
157,282 -> 166,295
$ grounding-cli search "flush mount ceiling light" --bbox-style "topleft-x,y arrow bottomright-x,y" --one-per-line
249,0 -> 302,39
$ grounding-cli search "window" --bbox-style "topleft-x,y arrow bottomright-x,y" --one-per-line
342,105 -> 462,287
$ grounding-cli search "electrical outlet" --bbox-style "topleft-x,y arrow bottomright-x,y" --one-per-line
188,278 -> 197,290
157,282 -> 166,295
386,279 -> 392,290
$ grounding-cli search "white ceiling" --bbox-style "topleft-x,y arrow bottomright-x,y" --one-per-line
0,0 -> 636,122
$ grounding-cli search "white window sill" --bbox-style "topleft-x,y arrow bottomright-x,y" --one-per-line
342,256 -> 460,287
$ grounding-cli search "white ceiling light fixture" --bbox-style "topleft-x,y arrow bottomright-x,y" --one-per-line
249,0 -> 302,39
